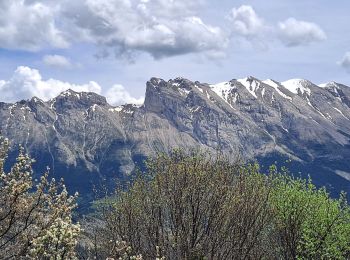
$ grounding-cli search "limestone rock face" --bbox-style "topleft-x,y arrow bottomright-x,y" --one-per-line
1,77 -> 350,198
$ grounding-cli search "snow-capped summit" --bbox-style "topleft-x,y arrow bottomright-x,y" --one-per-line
281,79 -> 312,95
209,81 -> 234,100
236,77 -> 261,98
319,81 -> 339,88
263,79 -> 293,100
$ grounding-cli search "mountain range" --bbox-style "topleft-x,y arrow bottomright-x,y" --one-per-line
1,76 -> 350,202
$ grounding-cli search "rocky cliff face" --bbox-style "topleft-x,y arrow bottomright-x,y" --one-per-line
1,77 -> 350,200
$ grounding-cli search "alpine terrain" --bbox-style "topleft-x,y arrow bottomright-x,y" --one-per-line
1,76 -> 350,201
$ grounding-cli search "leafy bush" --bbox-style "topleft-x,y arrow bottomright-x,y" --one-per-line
5,134 -> 349,259
270,166 -> 350,259
86,150 -> 350,259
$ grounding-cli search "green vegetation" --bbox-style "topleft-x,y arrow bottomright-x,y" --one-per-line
1,138 -> 350,259
83,151 -> 350,259
270,166 -> 350,259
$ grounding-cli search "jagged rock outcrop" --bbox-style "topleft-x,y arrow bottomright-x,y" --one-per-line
1,77 -> 350,200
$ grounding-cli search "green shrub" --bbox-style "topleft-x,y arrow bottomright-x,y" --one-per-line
84,150 -> 350,259
270,166 -> 350,259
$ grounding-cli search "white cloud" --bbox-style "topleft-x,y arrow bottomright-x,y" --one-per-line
0,0 -> 227,59
0,0 -> 68,51
0,66 -> 142,105
227,5 -> 326,49
61,0 -> 228,59
278,18 -> 327,47
42,55 -> 73,69
0,0 -> 228,58
0,1 -> 328,57
338,52 -> 350,72
105,84 -> 144,105
0,66 -> 101,102
228,5 -> 267,38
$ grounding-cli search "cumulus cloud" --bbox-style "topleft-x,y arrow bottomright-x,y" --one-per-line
227,5 -> 326,49
0,66 -> 142,105
0,0 -> 227,59
0,0 -> 68,51
338,52 -> 350,72
61,0 -> 228,59
0,66 -> 101,102
278,18 -> 327,47
228,5 -> 267,38
0,1 -> 327,57
105,84 -> 144,105
42,55 -> 73,69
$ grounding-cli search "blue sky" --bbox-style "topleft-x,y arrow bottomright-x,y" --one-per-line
0,0 -> 349,105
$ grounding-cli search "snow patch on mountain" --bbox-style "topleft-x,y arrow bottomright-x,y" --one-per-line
237,77 -> 259,98
263,79 -> 292,100
178,88 -> 191,97
319,82 -> 338,88
281,79 -> 311,96
210,82 -> 234,100
194,84 -> 204,93
109,107 -> 123,112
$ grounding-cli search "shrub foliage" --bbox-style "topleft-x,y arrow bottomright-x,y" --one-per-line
2,139 -> 350,259
85,150 -> 350,259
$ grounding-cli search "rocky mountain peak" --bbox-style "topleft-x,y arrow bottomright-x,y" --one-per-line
319,81 -> 338,88
147,77 -> 167,89
281,79 -> 312,96
49,89 -> 108,113
30,96 -> 44,104
144,77 -> 195,112
57,89 -> 107,104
